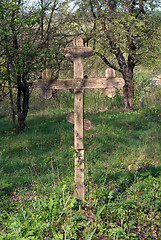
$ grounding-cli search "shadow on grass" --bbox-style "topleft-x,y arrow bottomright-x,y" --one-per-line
0,113 -> 7,120
0,114 -> 75,194
91,164 -> 161,202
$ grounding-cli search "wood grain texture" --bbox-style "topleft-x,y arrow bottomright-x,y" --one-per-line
74,149 -> 85,200
64,36 -> 93,58
106,87 -> 116,98
64,47 -> 93,58
42,89 -> 53,99
72,37 -> 85,200
105,68 -> 115,78
33,77 -> 125,89
42,69 -> 52,82
106,68 -> 117,97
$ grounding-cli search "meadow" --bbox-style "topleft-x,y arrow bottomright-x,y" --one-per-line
0,85 -> 161,239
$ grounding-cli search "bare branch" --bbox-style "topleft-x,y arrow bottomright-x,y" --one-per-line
129,0 -> 136,15
95,51 -> 120,72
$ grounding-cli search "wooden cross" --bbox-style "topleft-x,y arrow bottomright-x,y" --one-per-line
33,37 -> 125,200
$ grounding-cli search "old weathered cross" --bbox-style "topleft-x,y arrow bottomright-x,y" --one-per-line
33,37 -> 125,200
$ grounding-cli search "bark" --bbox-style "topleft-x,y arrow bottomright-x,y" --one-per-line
40,0 -> 44,40
6,51 -> 16,130
0,84 -> 4,101
8,72 -> 16,131
16,75 -> 30,133
122,67 -> 134,112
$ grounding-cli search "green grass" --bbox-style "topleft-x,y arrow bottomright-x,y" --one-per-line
0,97 -> 161,239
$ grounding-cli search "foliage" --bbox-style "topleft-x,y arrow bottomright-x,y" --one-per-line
0,0 -> 70,132
72,0 -> 161,111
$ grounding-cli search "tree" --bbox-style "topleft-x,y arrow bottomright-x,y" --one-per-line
74,0 -> 161,112
0,0 -> 70,132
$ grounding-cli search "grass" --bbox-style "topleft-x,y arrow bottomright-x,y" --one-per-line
0,93 -> 161,239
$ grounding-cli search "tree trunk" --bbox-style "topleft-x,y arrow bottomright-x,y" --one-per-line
16,75 -> 30,133
9,82 -> 16,131
122,66 -> 134,112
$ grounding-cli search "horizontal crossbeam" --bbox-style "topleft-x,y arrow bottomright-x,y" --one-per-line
33,77 -> 125,90
64,47 -> 93,58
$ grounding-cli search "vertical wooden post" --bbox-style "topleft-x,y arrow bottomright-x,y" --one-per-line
105,68 -> 116,98
73,37 -> 85,200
